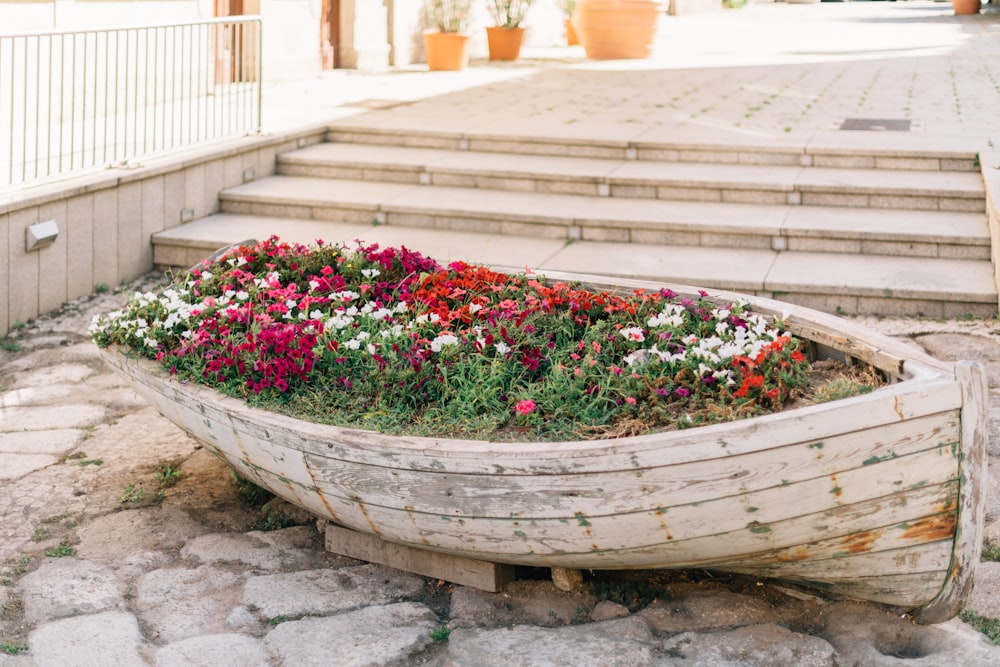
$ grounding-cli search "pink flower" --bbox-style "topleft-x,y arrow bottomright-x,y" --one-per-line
514,399 -> 536,415
625,396 -> 637,405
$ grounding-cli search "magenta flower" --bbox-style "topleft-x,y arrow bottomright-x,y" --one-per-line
514,399 -> 537,415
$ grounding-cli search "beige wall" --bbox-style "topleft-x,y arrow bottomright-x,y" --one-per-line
0,126 -> 326,336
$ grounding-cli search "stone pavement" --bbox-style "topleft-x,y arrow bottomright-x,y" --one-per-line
2,271 -> 1000,666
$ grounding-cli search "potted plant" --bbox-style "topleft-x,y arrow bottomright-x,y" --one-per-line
485,0 -> 535,61
559,0 -> 579,46
572,0 -> 665,60
951,0 -> 980,14
423,0 -> 473,71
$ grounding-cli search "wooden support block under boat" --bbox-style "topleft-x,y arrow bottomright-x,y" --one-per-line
324,521 -> 515,593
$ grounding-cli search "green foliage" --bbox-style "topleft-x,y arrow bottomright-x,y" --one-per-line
0,643 -> 28,655
231,471 -> 274,507
430,625 -> 452,642
960,610 -> 1000,644
91,238 -> 815,443
813,379 -> 874,404
154,464 -> 182,488
268,615 -> 288,626
982,541 -> 1000,562
44,542 -> 75,558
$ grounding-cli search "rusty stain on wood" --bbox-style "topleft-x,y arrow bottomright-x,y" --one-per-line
830,474 -> 843,498
841,529 -> 883,554
901,513 -> 958,542
893,396 -> 904,420
775,546 -> 810,563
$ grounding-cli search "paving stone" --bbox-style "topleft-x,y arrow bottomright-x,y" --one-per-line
0,453 -> 59,480
18,558 -> 124,625
965,562 -> 1000,619
75,506 -> 210,564
136,565 -> 247,643
662,624 -> 836,666
591,600 -> 631,622
180,528 -> 326,572
444,616 -> 656,667
241,563 -> 424,619
914,333 -> 1000,387
0,385 -> 75,407
0,405 -> 109,431
27,611 -> 146,667
225,606 -> 259,630
639,584 -> 801,633
263,602 -> 438,667
820,601 -> 1000,666
8,363 -> 97,388
450,580 -> 597,629
0,429 -> 85,455
154,634 -> 269,667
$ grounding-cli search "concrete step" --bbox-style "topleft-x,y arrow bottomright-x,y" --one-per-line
151,213 -> 998,318
324,124 -> 982,172
279,143 -> 986,212
218,175 -> 990,260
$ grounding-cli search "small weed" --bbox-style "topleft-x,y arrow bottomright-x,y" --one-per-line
430,625 -> 452,642
31,527 -> 50,542
0,643 -> 28,656
154,464 -> 182,488
982,542 -> 1000,562
813,379 -> 874,404
39,513 -> 72,524
960,610 -> 1000,644
95,283 -> 110,294
835,306 -> 847,316
60,452 -> 87,463
590,578 -> 663,612
121,483 -> 146,504
78,458 -> 104,467
44,542 -> 75,558
1,340 -> 21,353
231,471 -> 274,507
268,615 -> 288,626
254,510 -> 296,532
13,557 -> 32,575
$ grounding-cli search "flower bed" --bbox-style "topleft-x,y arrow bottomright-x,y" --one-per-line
90,237 -> 813,441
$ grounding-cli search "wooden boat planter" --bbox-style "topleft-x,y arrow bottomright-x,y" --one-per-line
97,273 -> 987,624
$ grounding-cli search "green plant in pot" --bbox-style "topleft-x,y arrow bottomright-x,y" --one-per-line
485,0 -> 535,61
423,0 -> 473,70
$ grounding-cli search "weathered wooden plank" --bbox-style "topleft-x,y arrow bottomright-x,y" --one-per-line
300,413 -> 959,518
244,457 -> 957,570
116,351 -> 962,476
801,572 -> 950,608
324,522 -> 514,593
724,539 -> 953,581
913,360 -> 989,624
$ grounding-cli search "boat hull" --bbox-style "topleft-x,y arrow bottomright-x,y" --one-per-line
97,278 -> 987,623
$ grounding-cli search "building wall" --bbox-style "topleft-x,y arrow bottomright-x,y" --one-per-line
0,125 -> 328,337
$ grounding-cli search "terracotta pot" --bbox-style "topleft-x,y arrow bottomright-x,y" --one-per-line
572,0 -> 664,60
565,18 -> 579,46
423,31 -> 470,71
952,0 -> 980,14
486,26 -> 526,62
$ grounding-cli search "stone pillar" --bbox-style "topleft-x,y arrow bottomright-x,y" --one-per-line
338,0 -> 391,71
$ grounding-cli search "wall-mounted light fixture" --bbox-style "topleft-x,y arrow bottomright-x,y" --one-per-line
25,220 -> 59,252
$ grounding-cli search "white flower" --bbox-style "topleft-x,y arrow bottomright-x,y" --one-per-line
367,343 -> 377,355
495,341 -> 510,356
620,327 -> 645,342
361,268 -> 380,278
236,291 -> 250,301
430,333 -> 459,353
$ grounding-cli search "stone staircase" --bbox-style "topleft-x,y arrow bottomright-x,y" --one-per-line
153,126 -> 998,318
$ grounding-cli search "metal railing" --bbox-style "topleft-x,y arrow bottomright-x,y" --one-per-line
1,17 -> 262,190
